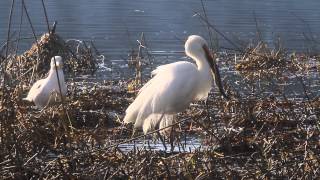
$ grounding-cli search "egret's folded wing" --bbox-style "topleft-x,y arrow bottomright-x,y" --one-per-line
125,61 -> 198,129
24,79 -> 45,101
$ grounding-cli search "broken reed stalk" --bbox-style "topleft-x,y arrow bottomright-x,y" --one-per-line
135,32 -> 144,86
14,0 -> 24,56
253,11 -> 263,42
39,0 -> 73,134
129,32 -> 154,91
12,1 -> 24,86
2,0 -> 15,96
52,55 -> 74,133
196,11 -> 274,60
195,11 -> 243,52
45,28 -> 74,133
22,0 -> 41,84
200,0 -> 215,50
22,0 -> 39,46
141,33 -> 154,69
0,32 -> 17,58
40,0 -> 50,32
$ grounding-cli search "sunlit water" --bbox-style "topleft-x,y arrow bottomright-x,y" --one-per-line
1,0 -> 320,56
117,135 -> 206,153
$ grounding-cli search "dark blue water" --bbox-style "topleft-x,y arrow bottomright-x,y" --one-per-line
1,0 -> 320,58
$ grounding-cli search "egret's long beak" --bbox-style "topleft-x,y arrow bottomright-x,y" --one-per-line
52,60 -> 63,69
203,45 -> 229,99
52,63 -> 63,69
56,63 -> 63,69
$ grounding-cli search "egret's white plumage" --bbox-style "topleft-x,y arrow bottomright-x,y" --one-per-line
142,114 -> 175,135
24,56 -> 67,109
124,35 -> 228,134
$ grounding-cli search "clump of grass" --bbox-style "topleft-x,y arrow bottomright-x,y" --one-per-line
235,41 -> 292,80
5,29 -> 99,90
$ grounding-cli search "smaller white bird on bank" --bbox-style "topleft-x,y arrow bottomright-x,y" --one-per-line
124,35 -> 228,134
23,56 -> 67,109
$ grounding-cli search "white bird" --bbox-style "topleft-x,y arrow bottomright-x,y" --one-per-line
124,35 -> 228,134
24,56 -> 67,109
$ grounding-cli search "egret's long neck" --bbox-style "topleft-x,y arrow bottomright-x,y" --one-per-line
190,53 -> 211,75
189,51 -> 214,100
47,67 -> 65,84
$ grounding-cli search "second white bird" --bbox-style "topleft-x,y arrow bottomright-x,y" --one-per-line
24,56 -> 67,109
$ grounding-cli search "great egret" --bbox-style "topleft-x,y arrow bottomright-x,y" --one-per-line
124,35 -> 228,134
23,56 -> 67,109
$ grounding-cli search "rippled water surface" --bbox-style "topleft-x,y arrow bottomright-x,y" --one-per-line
1,0 -> 320,56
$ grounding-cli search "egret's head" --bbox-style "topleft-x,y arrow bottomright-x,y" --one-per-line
185,35 -> 229,99
185,35 -> 208,58
50,56 -> 63,69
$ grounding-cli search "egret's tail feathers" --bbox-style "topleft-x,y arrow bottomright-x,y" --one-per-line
159,115 -> 175,136
159,115 -> 174,130
123,111 -> 138,124
142,114 -> 161,134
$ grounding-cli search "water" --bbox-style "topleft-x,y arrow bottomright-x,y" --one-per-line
118,135 -> 205,152
1,0 -> 320,58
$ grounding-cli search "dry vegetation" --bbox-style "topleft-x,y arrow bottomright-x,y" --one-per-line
1,3 -> 320,179
0,28 -> 319,179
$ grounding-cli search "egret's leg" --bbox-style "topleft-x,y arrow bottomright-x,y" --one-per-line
142,134 -> 146,149
157,131 -> 167,152
169,126 -> 175,152
131,128 -> 138,138
156,113 -> 167,151
119,121 -> 126,143
169,114 -> 177,152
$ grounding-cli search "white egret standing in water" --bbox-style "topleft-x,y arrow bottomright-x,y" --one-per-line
23,56 -> 67,109
124,35 -> 228,134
